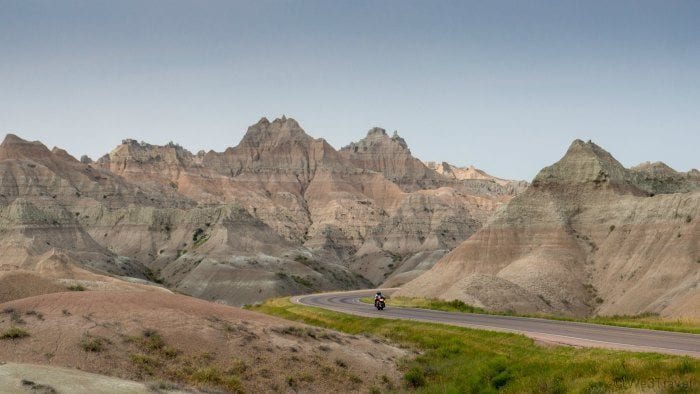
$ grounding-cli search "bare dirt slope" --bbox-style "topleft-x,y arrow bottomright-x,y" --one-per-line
0,291 -> 405,393
397,140 -> 699,319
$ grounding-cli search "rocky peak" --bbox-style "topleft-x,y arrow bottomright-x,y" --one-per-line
424,160 -> 524,189
339,127 -> 441,189
239,116 -> 310,148
346,127 -> 410,153
366,127 -> 387,137
0,133 -> 53,161
97,138 -> 196,173
533,139 -> 629,186
50,147 -> 79,163
630,161 -> 700,194
218,117 -> 348,184
631,161 -> 678,176
1,133 -> 28,146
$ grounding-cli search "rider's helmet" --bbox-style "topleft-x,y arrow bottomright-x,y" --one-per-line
376,291 -> 382,297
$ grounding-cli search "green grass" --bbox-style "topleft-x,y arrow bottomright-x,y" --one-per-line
249,298 -> 699,393
359,297 -> 700,335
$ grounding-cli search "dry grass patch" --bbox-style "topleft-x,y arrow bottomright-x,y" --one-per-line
79,334 -> 111,352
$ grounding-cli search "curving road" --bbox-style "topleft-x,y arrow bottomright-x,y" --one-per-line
292,289 -> 700,358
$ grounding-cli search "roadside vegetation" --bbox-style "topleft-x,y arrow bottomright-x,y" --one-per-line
250,298 -> 698,393
359,297 -> 700,335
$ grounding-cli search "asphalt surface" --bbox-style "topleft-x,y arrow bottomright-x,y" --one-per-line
293,289 -> 700,357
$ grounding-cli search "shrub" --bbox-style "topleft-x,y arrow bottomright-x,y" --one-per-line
675,359 -> 695,374
291,275 -> 313,288
144,268 -> 164,284
143,330 -> 165,348
192,228 -> 210,247
404,366 -> 426,388
349,374 -> 362,384
294,255 -> 309,263
273,326 -> 307,337
334,359 -> 348,368
68,284 -> 86,291
485,359 -> 512,389
130,353 -> 161,373
607,361 -> 631,383
80,334 -> 110,352
1,327 -> 30,340
25,310 -> 43,319
21,380 -> 56,394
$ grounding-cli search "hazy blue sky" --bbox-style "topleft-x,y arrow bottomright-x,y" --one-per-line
1,1 -> 698,180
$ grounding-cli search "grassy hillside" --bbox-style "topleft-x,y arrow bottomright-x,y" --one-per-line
359,297 -> 700,335
249,298 -> 698,393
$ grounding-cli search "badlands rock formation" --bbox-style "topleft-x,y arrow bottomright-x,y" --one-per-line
397,140 -> 699,319
339,128 -> 440,190
425,161 -> 529,192
0,117 -> 522,305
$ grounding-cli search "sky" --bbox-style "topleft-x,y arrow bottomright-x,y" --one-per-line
0,1 -> 698,180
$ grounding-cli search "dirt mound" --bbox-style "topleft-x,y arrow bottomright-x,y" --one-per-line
0,291 -> 405,393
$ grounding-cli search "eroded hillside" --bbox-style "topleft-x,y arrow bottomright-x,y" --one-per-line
397,140 -> 700,319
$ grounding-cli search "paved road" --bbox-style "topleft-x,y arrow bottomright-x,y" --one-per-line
292,289 -> 700,358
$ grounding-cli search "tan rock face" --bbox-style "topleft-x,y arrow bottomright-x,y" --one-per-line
426,161 -> 529,192
0,117 -> 521,305
340,128 -> 439,190
397,140 -> 700,319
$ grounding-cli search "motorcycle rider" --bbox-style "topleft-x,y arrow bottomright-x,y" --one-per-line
374,291 -> 384,307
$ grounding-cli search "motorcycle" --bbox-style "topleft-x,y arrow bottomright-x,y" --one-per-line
374,296 -> 386,311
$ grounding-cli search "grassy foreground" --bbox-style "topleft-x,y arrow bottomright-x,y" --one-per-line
250,298 -> 698,393
359,297 -> 700,335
